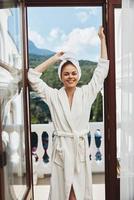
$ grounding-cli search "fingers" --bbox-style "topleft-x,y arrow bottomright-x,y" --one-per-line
100,26 -> 104,31
54,51 -> 65,61
56,51 -> 64,57
55,51 -> 64,57
98,26 -> 104,35
59,51 -> 64,56
98,26 -> 105,40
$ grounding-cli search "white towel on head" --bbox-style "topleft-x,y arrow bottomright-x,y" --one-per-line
58,52 -> 81,81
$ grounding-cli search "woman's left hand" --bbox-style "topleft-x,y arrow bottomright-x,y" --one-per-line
98,26 -> 106,40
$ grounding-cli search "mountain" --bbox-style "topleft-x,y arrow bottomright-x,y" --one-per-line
28,40 -> 54,56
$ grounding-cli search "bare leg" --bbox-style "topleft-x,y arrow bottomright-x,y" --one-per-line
69,186 -> 76,200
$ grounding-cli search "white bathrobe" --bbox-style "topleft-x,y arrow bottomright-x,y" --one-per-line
28,58 -> 109,200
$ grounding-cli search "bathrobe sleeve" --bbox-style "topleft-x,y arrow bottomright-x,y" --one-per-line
28,68 -> 54,105
82,58 -> 109,104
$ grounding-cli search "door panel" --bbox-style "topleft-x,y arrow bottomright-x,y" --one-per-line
0,1 -> 33,199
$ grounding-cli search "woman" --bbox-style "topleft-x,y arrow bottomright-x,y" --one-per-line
28,26 -> 109,200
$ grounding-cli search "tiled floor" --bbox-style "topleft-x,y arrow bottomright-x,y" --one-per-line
34,173 -> 105,199
34,184 -> 105,200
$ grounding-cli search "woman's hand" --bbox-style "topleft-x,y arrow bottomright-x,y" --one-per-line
98,26 -> 108,59
54,51 -> 64,61
98,26 -> 106,41
34,51 -> 64,73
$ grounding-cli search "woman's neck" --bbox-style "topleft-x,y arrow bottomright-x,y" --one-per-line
65,87 -> 76,98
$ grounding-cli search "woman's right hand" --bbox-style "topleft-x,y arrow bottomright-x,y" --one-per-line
34,51 -> 64,73
54,51 -> 64,61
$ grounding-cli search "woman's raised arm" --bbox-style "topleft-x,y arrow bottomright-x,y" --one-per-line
34,51 -> 64,73
98,26 -> 108,60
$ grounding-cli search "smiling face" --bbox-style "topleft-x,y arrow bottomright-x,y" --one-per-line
61,62 -> 79,89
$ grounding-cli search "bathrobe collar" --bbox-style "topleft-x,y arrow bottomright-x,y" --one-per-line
58,87 -> 77,131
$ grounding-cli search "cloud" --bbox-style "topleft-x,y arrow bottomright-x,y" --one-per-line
74,7 -> 98,15
55,27 -> 99,61
28,28 -> 45,48
76,11 -> 89,23
28,27 -> 99,61
56,27 -> 99,54
45,27 -> 67,51
75,7 -> 99,23
48,27 -> 66,41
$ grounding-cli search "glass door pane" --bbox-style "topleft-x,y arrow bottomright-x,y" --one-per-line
114,8 -> 121,178
0,2 -> 28,199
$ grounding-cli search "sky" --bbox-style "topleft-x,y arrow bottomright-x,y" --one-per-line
27,7 -> 102,61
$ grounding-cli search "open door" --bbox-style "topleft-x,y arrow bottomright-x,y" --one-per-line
25,0 -> 121,200
0,1 -> 33,199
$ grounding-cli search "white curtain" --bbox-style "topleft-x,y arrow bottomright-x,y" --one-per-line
120,0 -> 134,199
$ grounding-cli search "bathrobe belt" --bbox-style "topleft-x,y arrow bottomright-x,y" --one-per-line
53,130 -> 89,173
